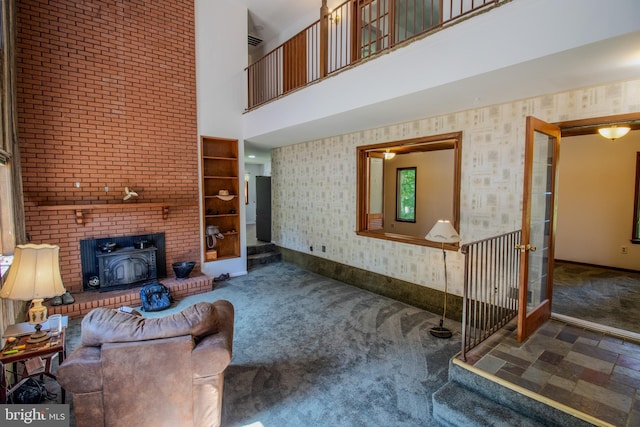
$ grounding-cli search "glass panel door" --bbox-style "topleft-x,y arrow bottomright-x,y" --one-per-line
517,116 -> 561,342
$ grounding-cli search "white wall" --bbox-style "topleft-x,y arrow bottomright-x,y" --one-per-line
271,79 -> 640,297
195,0 -> 248,277
555,132 -> 640,270
244,163 -> 264,224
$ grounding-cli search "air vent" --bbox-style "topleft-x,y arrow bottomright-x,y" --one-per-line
248,34 -> 263,47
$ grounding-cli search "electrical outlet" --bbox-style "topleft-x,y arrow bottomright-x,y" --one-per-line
621,246 -> 628,255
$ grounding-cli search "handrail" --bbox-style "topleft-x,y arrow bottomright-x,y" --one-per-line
460,230 -> 521,361
246,0 -> 504,110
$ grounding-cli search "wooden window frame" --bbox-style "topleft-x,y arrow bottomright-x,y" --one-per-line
356,131 -> 462,249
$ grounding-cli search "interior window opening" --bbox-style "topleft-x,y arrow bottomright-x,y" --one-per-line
356,132 -> 461,249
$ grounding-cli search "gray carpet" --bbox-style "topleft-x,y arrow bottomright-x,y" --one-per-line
61,262 -> 461,426
552,261 -> 640,334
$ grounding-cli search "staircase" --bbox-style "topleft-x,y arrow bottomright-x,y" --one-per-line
247,243 -> 281,270
432,359 -> 600,427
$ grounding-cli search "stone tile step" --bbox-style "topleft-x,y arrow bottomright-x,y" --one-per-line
247,243 -> 277,256
445,360 -> 601,427
247,251 -> 282,269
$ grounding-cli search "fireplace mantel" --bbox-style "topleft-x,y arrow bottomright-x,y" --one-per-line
38,200 -> 198,225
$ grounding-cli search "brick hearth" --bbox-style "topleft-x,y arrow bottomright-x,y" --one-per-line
46,273 -> 213,319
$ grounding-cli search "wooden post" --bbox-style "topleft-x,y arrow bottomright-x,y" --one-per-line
320,0 -> 329,78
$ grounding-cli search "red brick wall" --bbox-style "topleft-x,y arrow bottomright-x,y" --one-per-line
16,0 -> 200,294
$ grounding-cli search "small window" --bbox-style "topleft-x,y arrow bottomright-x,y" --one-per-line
396,167 -> 416,222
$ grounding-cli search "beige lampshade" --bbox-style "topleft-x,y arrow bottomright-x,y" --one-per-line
0,244 -> 66,300
425,220 -> 461,244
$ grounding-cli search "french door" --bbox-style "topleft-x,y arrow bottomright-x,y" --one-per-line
517,116 -> 561,342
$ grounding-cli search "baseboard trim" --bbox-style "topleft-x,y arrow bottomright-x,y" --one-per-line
551,312 -> 640,343
555,259 -> 640,274
278,247 -> 463,321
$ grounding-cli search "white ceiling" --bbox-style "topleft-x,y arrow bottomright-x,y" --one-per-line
241,0 -> 328,48
240,0 -> 321,165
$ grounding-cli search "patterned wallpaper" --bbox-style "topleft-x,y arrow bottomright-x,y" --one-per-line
272,79 -> 640,296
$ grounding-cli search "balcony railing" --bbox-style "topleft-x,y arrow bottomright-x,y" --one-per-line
246,0 -> 503,110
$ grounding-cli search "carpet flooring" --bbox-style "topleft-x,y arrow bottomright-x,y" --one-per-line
60,262 -> 462,426
552,262 -> 640,334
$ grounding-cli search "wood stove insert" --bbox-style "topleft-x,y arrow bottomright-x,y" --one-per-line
80,233 -> 166,291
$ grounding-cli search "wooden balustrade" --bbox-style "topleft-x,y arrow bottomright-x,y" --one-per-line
246,0 -> 502,110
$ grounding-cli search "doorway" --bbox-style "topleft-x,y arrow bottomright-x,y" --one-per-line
256,176 -> 271,242
551,114 -> 640,336
244,141 -> 272,247
518,114 -> 640,340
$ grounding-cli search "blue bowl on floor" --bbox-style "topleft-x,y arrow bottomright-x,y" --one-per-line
172,261 -> 196,279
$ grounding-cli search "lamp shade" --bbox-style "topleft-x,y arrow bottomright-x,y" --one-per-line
425,220 -> 461,244
0,244 -> 66,301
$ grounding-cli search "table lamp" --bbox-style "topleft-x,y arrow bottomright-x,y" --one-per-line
425,220 -> 461,339
0,244 -> 66,343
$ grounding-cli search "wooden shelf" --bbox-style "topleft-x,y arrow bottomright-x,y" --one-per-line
38,200 -> 198,225
201,136 -> 241,261
202,156 -> 237,161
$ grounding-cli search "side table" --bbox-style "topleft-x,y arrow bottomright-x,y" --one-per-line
0,323 -> 66,404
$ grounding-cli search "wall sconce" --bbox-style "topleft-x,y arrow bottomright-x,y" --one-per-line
383,149 -> 396,160
329,9 -> 340,24
598,125 -> 630,141
123,187 -> 138,201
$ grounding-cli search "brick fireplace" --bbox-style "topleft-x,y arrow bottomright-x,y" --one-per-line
16,0 -> 209,316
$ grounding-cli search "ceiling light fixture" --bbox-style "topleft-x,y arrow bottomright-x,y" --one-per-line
383,149 -> 396,160
598,125 -> 631,141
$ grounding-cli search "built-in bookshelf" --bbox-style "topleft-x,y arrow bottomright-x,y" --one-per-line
201,136 -> 240,261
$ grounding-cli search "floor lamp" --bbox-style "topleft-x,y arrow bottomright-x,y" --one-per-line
425,220 -> 461,339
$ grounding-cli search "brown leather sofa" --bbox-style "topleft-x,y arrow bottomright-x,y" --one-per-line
57,300 -> 234,427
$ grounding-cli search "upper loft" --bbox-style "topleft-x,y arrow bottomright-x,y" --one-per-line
242,0 -> 640,148
246,0 -> 503,111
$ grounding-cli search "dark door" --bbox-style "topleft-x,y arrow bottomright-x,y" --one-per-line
256,176 -> 272,242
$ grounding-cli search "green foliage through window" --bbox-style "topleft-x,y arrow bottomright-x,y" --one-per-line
396,167 -> 416,222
